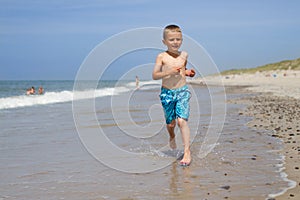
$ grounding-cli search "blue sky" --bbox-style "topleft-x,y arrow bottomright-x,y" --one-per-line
0,0 -> 299,80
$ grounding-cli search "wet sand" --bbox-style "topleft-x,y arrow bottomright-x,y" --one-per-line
0,84 -> 290,200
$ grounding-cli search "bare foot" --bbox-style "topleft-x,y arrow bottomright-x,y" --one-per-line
180,150 -> 191,165
169,136 -> 177,149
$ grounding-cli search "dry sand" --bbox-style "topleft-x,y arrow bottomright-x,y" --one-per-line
190,70 -> 300,199
201,70 -> 300,100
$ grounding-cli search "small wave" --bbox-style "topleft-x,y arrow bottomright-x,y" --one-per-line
266,154 -> 297,199
0,86 -> 131,110
0,80 -> 160,110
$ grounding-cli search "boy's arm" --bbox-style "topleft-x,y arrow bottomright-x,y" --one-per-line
182,53 -> 196,77
152,54 -> 164,80
152,53 -> 179,80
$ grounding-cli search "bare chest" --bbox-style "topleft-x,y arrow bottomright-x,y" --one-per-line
162,56 -> 186,70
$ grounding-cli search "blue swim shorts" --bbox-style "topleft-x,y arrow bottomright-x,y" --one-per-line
160,85 -> 191,124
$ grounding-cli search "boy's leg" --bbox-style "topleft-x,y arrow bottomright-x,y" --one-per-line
167,120 -> 177,149
160,87 -> 177,149
175,86 -> 191,164
177,118 -> 191,164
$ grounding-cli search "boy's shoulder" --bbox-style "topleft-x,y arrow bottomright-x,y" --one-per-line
158,51 -> 166,57
180,51 -> 188,58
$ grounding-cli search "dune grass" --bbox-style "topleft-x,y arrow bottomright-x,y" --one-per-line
221,58 -> 300,75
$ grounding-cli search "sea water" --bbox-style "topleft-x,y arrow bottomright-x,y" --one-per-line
0,80 -> 136,110
0,80 -> 292,199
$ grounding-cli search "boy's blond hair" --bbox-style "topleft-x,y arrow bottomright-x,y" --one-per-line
163,24 -> 182,39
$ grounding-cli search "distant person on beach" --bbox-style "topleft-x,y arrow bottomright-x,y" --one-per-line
26,86 -> 35,95
135,75 -> 140,89
38,86 -> 44,95
152,24 -> 195,166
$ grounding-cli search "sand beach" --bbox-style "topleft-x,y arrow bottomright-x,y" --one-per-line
191,69 -> 300,199
202,70 -> 300,99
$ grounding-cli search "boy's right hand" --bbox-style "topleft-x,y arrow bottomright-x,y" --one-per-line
186,69 -> 196,77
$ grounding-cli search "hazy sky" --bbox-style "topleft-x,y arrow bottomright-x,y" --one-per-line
1,0 -> 299,80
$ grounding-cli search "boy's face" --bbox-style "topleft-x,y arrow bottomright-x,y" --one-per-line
163,31 -> 182,52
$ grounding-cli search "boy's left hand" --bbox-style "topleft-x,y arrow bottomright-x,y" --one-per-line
186,69 -> 196,77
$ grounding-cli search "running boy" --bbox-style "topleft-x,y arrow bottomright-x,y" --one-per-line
152,24 -> 195,166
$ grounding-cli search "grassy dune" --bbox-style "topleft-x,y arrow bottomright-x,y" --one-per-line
221,57 -> 300,75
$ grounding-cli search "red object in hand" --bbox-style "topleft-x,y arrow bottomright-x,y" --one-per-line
187,69 -> 196,77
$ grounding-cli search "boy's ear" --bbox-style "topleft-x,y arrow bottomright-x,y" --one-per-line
162,39 -> 166,45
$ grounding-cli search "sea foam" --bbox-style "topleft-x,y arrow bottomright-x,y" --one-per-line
0,80 -> 160,110
0,87 -> 127,110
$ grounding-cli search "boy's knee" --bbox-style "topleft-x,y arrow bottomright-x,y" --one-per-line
177,118 -> 187,127
167,120 -> 176,128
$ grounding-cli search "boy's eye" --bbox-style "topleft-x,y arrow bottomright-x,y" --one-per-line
169,38 -> 181,42
171,38 -> 180,41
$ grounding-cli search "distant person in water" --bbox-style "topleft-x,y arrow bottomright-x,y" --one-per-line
38,86 -> 44,95
135,75 -> 140,89
26,88 -> 31,95
26,86 -> 35,95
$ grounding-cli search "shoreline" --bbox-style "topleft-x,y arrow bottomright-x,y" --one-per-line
228,93 -> 300,200
189,70 -> 300,199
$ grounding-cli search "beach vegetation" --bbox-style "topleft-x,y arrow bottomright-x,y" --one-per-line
221,57 -> 300,75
